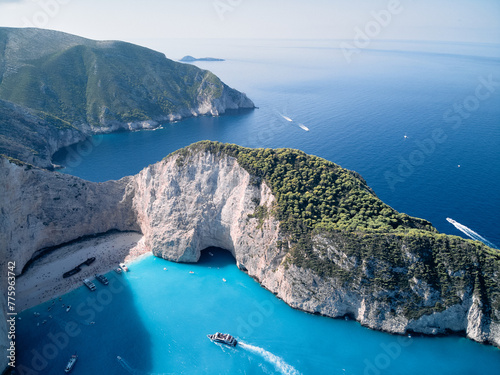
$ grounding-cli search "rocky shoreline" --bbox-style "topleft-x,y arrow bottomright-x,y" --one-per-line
1,142 -> 499,371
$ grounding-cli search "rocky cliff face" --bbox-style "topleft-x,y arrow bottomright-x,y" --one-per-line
0,157 -> 138,269
131,150 -> 285,281
129,149 -> 500,349
1,144 -> 499,371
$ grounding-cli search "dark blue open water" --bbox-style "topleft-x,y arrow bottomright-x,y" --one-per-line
20,39 -> 500,374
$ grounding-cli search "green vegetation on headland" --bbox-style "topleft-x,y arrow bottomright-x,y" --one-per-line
0,28 -> 253,168
170,141 -> 500,323
170,141 -> 434,236
0,28 -> 248,126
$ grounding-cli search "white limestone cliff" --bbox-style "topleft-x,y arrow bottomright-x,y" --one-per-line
0,148 -> 499,371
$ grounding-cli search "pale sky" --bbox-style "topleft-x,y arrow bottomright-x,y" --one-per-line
0,0 -> 499,44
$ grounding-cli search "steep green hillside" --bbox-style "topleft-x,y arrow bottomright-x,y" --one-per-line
0,28 -> 254,167
0,99 -> 81,168
171,141 -> 435,236
171,141 -> 500,323
0,28 -> 253,127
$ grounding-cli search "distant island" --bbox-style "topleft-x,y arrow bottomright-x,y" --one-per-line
180,55 -> 225,62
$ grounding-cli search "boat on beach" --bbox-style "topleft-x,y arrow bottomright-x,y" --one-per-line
83,278 -> 96,291
83,257 -> 96,266
65,353 -> 77,373
63,267 -> 81,278
207,332 -> 237,347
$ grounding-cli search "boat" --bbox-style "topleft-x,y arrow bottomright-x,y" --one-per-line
298,123 -> 310,132
446,218 -> 457,225
83,257 -> 96,266
63,267 -> 81,278
95,274 -> 109,285
66,305 -> 71,312
114,267 -> 122,274
65,353 -> 77,373
119,263 -> 129,272
207,332 -> 237,347
83,278 -> 96,291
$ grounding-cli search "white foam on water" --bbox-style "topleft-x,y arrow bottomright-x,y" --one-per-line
239,342 -> 301,375
280,113 -> 293,122
447,218 -> 498,249
298,123 -> 310,131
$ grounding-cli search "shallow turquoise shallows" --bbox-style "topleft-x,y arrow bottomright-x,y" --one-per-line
23,38 -> 500,374
17,250 -> 500,374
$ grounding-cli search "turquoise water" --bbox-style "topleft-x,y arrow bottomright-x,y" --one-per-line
17,249 -> 500,374
24,39 -> 500,373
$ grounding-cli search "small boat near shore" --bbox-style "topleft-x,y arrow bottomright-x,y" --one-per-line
95,274 -> 109,285
83,278 -> 96,291
65,353 -> 77,373
119,263 -> 129,272
114,267 -> 122,274
207,332 -> 237,347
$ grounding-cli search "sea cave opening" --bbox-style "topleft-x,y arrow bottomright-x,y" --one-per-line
198,247 -> 237,269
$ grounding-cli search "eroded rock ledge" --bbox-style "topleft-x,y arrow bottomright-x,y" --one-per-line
1,142 -> 499,371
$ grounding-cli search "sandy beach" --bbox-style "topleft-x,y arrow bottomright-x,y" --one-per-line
16,231 -> 150,311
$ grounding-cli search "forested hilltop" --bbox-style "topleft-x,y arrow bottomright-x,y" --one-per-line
0,27 -> 254,168
170,141 -> 500,328
1,141 -> 499,349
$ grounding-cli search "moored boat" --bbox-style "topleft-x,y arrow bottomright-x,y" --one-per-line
95,274 -> 109,285
83,278 -> 96,291
119,263 -> 129,272
115,267 -> 122,274
65,353 -> 77,373
207,332 -> 237,346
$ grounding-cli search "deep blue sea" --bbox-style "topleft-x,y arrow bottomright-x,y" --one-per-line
20,39 -> 500,374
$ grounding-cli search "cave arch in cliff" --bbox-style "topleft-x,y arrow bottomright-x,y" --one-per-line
198,247 -> 236,268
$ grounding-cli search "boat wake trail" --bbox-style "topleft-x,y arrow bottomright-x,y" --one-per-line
275,109 -> 310,132
116,356 -> 170,375
278,113 -> 293,122
239,342 -> 301,375
446,218 -> 498,249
